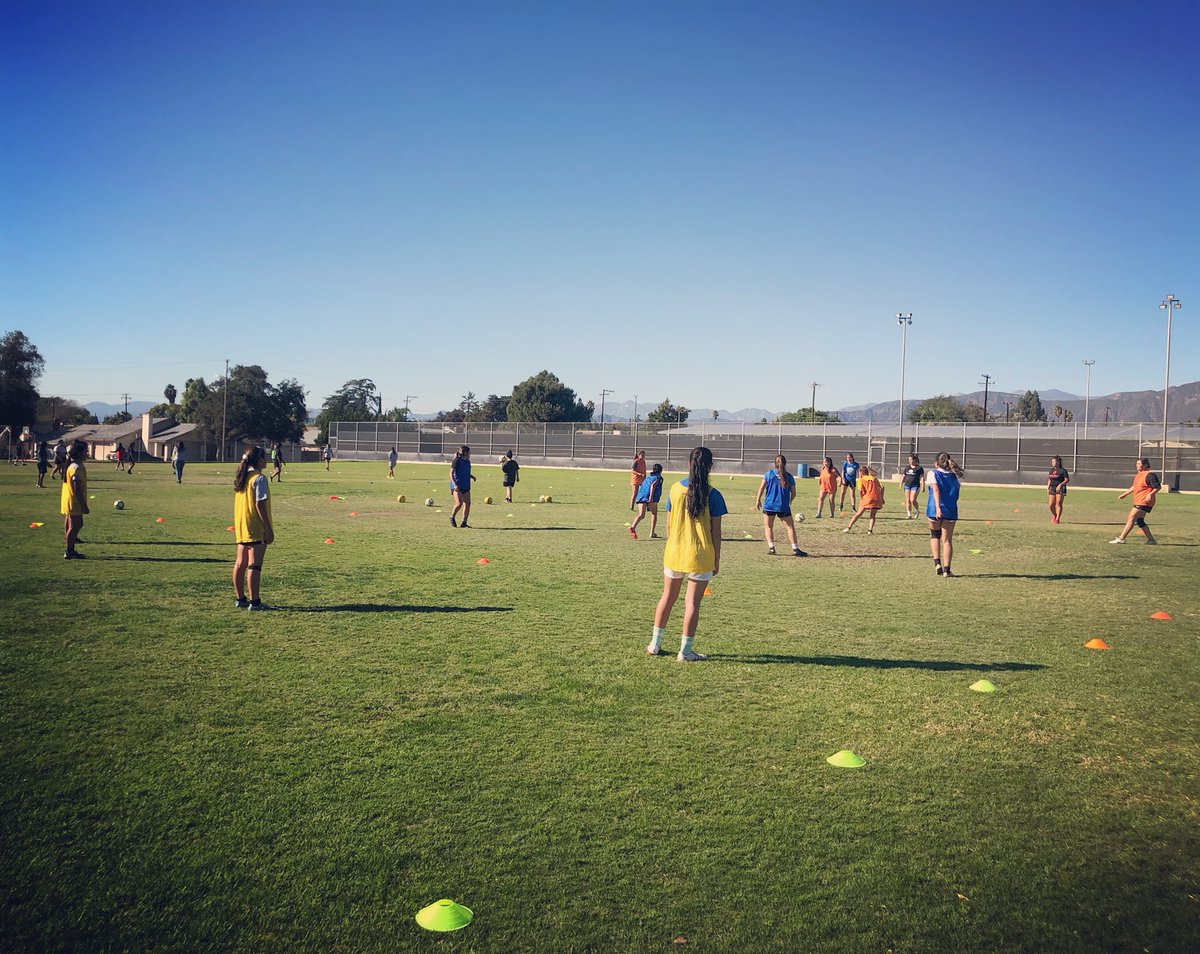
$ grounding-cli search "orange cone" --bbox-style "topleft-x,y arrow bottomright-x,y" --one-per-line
1084,638 -> 1110,650
477,558 -> 490,565
324,538 -> 335,544
227,525 -> 235,532
1151,611 -> 1172,620
704,586 -> 714,596
985,520 -> 993,526
349,511 -> 359,517
1013,508 -> 1021,513
156,517 -> 165,523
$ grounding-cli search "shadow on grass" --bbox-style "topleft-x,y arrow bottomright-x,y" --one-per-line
808,553 -> 929,560
474,527 -> 592,532
971,573 -> 1137,580
280,603 -> 514,614
103,540 -> 229,547
719,653 -> 1046,671
100,555 -> 227,564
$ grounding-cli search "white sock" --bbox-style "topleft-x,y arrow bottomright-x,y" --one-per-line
649,626 -> 665,651
681,635 -> 694,655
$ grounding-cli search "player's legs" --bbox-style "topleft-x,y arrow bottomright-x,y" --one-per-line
940,520 -> 956,571
631,502 -> 647,533
459,492 -> 471,526
781,514 -> 798,549
763,512 -> 776,550
233,544 -> 251,600
244,542 -> 267,602
648,502 -> 658,536
867,509 -> 878,532
680,578 -> 707,639
654,575 -> 684,629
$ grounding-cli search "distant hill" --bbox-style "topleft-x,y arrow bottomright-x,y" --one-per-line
832,381 -> 1200,424
85,401 -> 155,420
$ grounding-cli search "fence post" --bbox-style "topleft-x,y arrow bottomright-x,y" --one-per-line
740,422 -> 745,463
543,423 -> 547,460
1137,423 -> 1143,460
913,421 -> 919,458
867,419 -> 872,464
777,422 -> 782,456
667,424 -> 671,464
962,422 -> 967,468
571,423 -> 575,461
1073,421 -> 1079,473
1015,421 -> 1021,471
821,422 -> 827,461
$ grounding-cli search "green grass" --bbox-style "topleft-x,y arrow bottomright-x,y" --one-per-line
2,459 -> 1198,952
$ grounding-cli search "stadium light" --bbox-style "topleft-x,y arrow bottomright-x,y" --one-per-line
1082,360 -> 1095,439
896,313 -> 912,473
1159,295 -> 1181,478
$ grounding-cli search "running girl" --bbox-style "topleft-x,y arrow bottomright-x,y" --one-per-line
388,447 -> 398,479
630,451 -> 647,511
501,450 -> 520,503
629,463 -> 664,539
1047,456 -> 1069,524
232,446 -> 275,610
1111,457 -> 1161,545
816,457 -> 839,518
927,453 -> 964,577
646,447 -> 727,662
449,445 -> 475,527
61,440 -> 89,559
270,443 -> 284,482
844,465 -> 885,534
839,453 -> 860,513
755,454 -> 806,556
114,442 -> 126,471
902,454 -> 925,519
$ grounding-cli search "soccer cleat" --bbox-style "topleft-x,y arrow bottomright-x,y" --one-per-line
936,563 -> 944,576
450,516 -> 457,527
1144,538 -> 1157,545
247,602 -> 274,611
650,533 -> 659,539
815,513 -> 822,519
842,527 -> 851,533
646,644 -> 667,656
460,522 -> 470,528
677,649 -> 709,662
629,527 -> 637,540
793,548 -> 807,557
942,569 -> 956,578
767,546 -> 775,555
1109,538 -> 1126,544
235,598 -> 250,609
867,529 -> 873,535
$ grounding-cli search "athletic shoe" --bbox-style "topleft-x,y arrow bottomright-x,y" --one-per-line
247,602 -> 274,611
1109,538 -> 1125,544
767,546 -> 775,555
867,529 -> 873,535
815,513 -> 822,519
936,564 -> 944,576
942,569 -> 956,578
677,649 -> 709,662
450,516 -> 457,527
650,533 -> 660,539
629,527 -> 637,539
793,548 -> 807,557
1145,539 -> 1157,545
646,645 -> 668,656
235,598 -> 250,609
460,522 -> 470,529
842,527 -> 851,533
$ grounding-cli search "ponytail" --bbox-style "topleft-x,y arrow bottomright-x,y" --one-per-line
936,453 -> 965,478
234,446 -> 265,491
775,454 -> 787,484
686,446 -> 714,519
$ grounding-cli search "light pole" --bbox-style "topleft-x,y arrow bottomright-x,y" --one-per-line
896,313 -> 912,473
1159,295 -> 1181,478
220,358 -> 229,462
1082,360 -> 1095,439
632,393 -> 639,423
599,389 -> 613,425
810,382 -> 820,421
404,395 -> 418,416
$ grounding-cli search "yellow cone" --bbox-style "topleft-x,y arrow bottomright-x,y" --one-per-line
415,899 -> 473,932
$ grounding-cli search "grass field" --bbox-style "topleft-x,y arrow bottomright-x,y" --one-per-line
2,457 -> 1198,952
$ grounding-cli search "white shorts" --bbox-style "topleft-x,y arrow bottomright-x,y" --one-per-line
664,568 -> 714,583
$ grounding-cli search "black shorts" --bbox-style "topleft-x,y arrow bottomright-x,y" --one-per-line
1049,485 -> 1067,495
1134,504 -> 1153,514
238,540 -> 264,547
763,508 -> 791,519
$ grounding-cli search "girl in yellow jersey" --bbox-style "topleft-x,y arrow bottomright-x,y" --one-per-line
646,447 -> 728,662
232,446 -> 275,610
60,440 -> 89,559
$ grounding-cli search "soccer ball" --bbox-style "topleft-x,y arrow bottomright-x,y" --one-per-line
538,495 -> 547,503
484,496 -> 493,504
545,495 -> 552,503
796,512 -> 805,523
424,498 -> 434,507
114,500 -> 125,510
396,495 -> 406,503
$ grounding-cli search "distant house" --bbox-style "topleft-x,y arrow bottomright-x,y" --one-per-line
58,413 -> 218,462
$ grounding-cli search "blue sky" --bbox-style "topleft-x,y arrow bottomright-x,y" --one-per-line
2,1 -> 1196,417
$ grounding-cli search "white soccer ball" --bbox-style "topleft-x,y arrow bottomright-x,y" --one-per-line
424,498 -> 434,507
796,512 -> 805,523
114,500 -> 125,510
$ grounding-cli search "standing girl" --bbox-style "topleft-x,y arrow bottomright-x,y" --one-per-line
838,453 -> 860,513
61,440 -> 89,559
449,445 -> 475,527
114,442 -> 126,471
927,453 -> 965,577
322,444 -> 333,470
755,455 -> 805,556
500,450 -> 520,503
270,443 -> 284,482
647,447 -> 727,662
630,451 -> 647,511
844,465 -> 885,534
629,463 -> 664,539
816,457 -> 840,518
1047,455 -> 1070,524
1111,457 -> 1161,545
36,441 -> 50,488
232,446 -> 275,610
388,447 -> 398,479
902,454 -> 925,519
172,441 -> 187,483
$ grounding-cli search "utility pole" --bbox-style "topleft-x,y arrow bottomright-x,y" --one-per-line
632,393 -> 639,423
810,381 -> 821,422
121,392 -> 131,416
220,359 -> 229,462
599,389 -> 613,426
979,374 -> 993,421
896,313 -> 913,472
1082,360 -> 1095,439
404,395 -> 418,418
1003,400 -> 1013,423
1103,406 -> 1111,426
1159,295 -> 1181,479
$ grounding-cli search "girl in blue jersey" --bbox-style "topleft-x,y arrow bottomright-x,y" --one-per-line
629,463 -> 663,539
927,452 -> 964,577
449,445 -> 475,527
647,447 -> 728,662
755,454 -> 806,556
839,453 -> 860,513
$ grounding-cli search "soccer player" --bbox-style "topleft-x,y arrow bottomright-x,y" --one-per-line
449,445 -> 475,527
844,465 -> 885,534
1110,457 -> 1161,545
815,456 -> 839,518
901,454 -> 925,519
387,447 -> 398,479
927,453 -> 964,577
839,453 -> 860,513
646,447 -> 727,662
630,451 -> 647,511
61,440 -> 89,559
755,454 -> 805,556
500,450 -> 520,503
630,463 -> 664,539
1047,455 -> 1069,524
232,446 -> 275,610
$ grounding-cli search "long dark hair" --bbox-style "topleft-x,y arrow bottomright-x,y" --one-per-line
455,445 -> 470,460
234,446 -> 267,491
686,446 -> 714,519
936,452 -> 965,477
774,454 -> 788,484
823,456 -> 834,471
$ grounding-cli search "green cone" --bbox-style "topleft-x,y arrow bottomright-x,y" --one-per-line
415,899 -> 474,932
969,679 -> 997,693
826,749 -> 866,768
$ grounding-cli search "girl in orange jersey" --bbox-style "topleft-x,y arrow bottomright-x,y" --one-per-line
815,456 -> 840,518
843,465 -> 885,534
1110,457 -> 1161,545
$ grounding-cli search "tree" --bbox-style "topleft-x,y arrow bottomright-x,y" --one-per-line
506,371 -> 593,422
458,392 -> 480,418
1063,409 -> 1074,424
0,330 -> 44,430
178,378 -> 210,423
190,365 -> 307,445
315,378 -> 380,445
37,396 -> 95,428
1015,390 -> 1047,423
435,408 -> 466,423
775,408 -> 839,423
908,395 -> 967,423
963,402 -> 988,423
472,394 -> 510,423
1053,404 -> 1064,421
380,406 -> 410,423
164,383 -> 177,405
103,411 -> 133,425
647,398 -> 690,424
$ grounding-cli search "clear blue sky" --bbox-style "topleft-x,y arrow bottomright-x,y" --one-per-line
2,1 -> 1196,416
